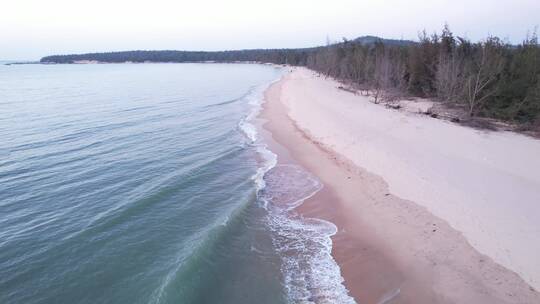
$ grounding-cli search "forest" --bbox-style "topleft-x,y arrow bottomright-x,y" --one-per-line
41,26 -> 540,128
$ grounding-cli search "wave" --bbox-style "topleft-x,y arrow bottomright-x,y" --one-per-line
149,190 -> 259,304
237,77 -> 281,191
262,165 -> 355,304
239,73 -> 356,303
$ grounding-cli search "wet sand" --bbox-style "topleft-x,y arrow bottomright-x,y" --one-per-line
259,70 -> 540,303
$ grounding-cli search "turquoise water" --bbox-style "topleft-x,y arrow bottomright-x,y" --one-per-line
0,63 -> 354,304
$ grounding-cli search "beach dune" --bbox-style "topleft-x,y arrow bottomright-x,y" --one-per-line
261,68 -> 540,303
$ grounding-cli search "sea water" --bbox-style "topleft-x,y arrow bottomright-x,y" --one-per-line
0,63 -> 354,303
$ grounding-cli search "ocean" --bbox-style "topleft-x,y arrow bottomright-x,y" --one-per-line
0,63 -> 353,303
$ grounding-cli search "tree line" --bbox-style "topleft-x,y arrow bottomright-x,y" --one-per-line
305,26 -> 540,128
41,26 -> 540,128
40,49 -> 312,65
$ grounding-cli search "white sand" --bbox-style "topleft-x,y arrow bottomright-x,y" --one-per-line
280,67 -> 540,290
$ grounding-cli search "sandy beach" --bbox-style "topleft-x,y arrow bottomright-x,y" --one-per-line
260,68 -> 540,303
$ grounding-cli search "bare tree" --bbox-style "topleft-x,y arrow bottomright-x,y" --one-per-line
463,38 -> 506,116
436,52 -> 464,102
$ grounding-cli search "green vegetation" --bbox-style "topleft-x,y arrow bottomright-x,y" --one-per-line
40,49 -> 313,65
40,26 -> 540,128
306,26 -> 540,128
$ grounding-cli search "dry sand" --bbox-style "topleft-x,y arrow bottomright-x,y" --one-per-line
259,68 -> 540,303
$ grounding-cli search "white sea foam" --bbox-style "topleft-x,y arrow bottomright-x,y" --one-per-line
238,71 -> 356,304
237,74 -> 282,192
263,165 -> 356,304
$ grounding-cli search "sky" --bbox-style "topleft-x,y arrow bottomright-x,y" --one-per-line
1,0 -> 539,60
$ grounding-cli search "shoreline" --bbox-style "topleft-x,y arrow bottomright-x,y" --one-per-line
259,68 -> 540,303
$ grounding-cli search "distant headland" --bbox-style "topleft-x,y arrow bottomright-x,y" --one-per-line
38,36 -> 414,64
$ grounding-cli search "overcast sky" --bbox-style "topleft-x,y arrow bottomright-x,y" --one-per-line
1,0 -> 539,60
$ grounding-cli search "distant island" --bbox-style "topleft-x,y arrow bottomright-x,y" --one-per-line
40,36 -> 414,65
40,27 -> 540,131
